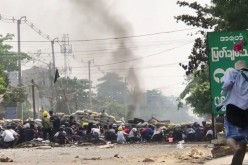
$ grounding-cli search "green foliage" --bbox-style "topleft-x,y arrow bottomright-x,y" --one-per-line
54,77 -> 90,114
96,73 -> 128,104
184,71 -> 211,114
211,0 -> 248,31
3,86 -> 28,106
175,1 -> 216,29
175,1 -> 212,114
0,34 -> 31,106
0,66 -> 7,95
0,34 -> 31,72
95,73 -> 196,122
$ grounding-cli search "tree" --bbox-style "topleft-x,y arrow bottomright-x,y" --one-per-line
0,34 -> 31,106
177,68 -> 211,115
175,1 -> 214,75
96,73 -> 128,104
53,77 -> 90,114
211,0 -> 248,31
146,89 -> 165,108
95,73 -> 130,118
144,90 -> 196,122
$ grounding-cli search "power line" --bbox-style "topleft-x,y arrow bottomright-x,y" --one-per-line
21,41 -> 192,69
2,39 -> 193,56
1,17 -> 197,43
0,14 -> 53,41
22,60 -> 185,74
93,41 -> 193,67
71,62 -> 183,70
64,28 -> 197,42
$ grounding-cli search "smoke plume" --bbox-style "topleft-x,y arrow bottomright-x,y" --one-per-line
69,0 -> 143,120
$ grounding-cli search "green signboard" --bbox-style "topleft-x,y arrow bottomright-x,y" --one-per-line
208,30 -> 248,114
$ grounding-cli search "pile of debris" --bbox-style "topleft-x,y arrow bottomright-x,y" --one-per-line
177,148 -> 212,164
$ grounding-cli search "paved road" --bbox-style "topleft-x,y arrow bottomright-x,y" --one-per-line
205,153 -> 248,165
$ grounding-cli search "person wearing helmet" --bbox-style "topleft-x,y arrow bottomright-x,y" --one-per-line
116,126 -> 127,144
127,127 -> 140,143
54,126 -> 68,145
42,111 -> 52,141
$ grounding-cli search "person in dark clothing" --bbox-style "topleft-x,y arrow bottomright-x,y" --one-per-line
86,123 -> 93,135
49,110 -> 61,140
54,127 -> 68,145
67,115 -> 77,127
16,125 -> 25,144
202,121 -> 208,136
23,123 -> 35,142
105,125 -> 117,142
195,124 -> 204,141
76,127 -> 87,140
173,126 -> 183,142
185,125 -> 195,141
64,122 -> 74,142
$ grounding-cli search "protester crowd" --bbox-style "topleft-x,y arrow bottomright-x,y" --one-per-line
0,110 -> 215,148
105,120 -> 214,144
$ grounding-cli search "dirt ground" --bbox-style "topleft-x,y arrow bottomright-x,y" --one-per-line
0,142 -> 214,165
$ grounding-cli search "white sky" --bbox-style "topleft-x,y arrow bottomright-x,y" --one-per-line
0,0 -> 211,96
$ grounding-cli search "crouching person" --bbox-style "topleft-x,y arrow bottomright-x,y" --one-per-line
0,125 -> 19,148
117,126 -> 127,144
54,127 -> 68,145
127,128 -> 140,143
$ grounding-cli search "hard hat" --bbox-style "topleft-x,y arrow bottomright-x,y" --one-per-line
118,126 -> 123,131
43,111 -> 48,117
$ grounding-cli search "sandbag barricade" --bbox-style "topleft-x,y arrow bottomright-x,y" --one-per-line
75,110 -> 117,125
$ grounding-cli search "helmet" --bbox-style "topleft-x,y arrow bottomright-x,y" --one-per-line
118,126 -> 123,131
43,111 -> 48,117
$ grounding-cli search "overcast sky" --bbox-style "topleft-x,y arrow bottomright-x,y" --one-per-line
0,0 -> 211,96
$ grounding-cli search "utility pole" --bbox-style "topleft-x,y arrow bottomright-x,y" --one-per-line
17,16 -> 26,120
51,38 -> 58,111
31,79 -> 36,119
60,34 -> 72,78
51,38 -> 58,75
17,16 -> 26,85
88,60 -> 92,108
74,94 -> 78,110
